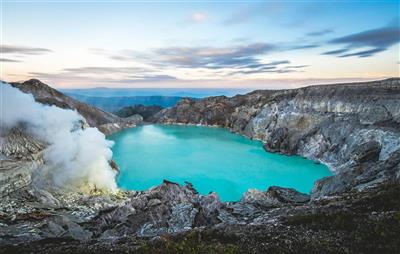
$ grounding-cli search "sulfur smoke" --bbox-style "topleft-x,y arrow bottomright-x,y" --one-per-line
0,82 -> 117,192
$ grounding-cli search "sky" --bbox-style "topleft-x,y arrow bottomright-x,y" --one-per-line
1,0 -> 399,89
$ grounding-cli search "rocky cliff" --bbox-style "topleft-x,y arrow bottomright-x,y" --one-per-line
1,78 -> 400,253
9,79 -> 142,135
156,78 -> 400,198
115,104 -> 163,121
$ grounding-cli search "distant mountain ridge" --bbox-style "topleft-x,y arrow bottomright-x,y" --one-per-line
62,87 -> 252,113
61,87 -> 251,98
8,79 -> 140,135
9,79 -> 120,127
65,93 -> 184,112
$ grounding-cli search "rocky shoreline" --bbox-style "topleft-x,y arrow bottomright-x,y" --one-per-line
155,78 -> 400,198
1,78 -> 400,253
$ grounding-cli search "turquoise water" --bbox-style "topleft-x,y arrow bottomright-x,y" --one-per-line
109,125 -> 332,201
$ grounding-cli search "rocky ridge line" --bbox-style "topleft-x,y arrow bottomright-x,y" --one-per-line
9,79 -> 142,135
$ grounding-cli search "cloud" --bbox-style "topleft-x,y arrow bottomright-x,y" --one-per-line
116,74 -> 177,83
329,26 -> 399,48
0,58 -> 22,63
323,24 -> 400,58
322,48 -> 350,55
306,29 -> 333,37
96,43 -> 278,71
62,66 -> 150,75
243,60 -> 290,69
167,44 -> 271,65
29,66 -> 177,84
86,30 -> 323,80
0,44 -> 52,64
231,69 -> 300,75
338,48 -> 387,58
100,42 -> 312,70
229,60 -> 307,75
2,44 -> 52,55
289,44 -> 319,50
285,65 -> 308,69
191,12 -> 207,22
151,43 -> 291,73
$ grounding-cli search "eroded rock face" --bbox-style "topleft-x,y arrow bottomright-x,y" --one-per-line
241,186 -> 311,206
0,160 -> 35,197
0,128 -> 46,161
115,105 -> 163,121
2,178 -> 400,253
312,148 -> 400,198
156,78 -> 400,198
351,140 -> 381,164
8,79 -> 137,135
0,179 -> 308,244
0,128 -> 45,197
158,79 -> 400,164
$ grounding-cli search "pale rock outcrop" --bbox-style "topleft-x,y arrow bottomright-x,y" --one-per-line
156,78 -> 400,198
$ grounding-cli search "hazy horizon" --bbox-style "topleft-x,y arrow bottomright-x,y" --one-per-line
11,76 -> 394,91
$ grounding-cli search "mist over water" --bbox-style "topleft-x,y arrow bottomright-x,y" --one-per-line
110,125 -> 332,201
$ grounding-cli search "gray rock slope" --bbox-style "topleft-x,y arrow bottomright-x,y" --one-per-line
9,79 -> 142,135
156,78 -> 400,197
1,78 -> 400,253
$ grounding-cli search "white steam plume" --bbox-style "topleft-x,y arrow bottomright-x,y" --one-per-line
0,82 -> 117,192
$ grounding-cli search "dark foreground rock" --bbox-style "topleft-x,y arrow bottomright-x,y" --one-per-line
1,182 -> 399,254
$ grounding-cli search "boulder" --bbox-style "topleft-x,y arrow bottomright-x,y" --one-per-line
351,140 -> 381,164
240,186 -> 310,208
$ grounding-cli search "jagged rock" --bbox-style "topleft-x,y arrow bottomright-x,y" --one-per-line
168,203 -> 198,232
125,114 -> 143,123
8,80 -> 132,135
156,78 -> 400,168
48,217 -> 93,242
265,186 -> 310,203
312,149 -> 400,198
97,122 -> 137,136
156,78 -> 400,198
65,221 -> 93,241
351,140 -> 381,163
241,186 -> 310,207
45,221 -> 66,237
263,127 -> 291,154
0,160 -> 35,197
0,128 -> 46,161
115,105 -> 163,121
28,188 -> 60,208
